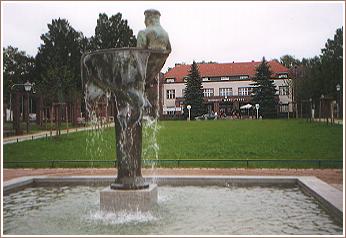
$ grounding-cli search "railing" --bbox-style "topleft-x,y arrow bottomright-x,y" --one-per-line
3,159 -> 342,169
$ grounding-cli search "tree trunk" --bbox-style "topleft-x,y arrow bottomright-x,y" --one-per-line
36,95 -> 44,126
14,92 -> 22,135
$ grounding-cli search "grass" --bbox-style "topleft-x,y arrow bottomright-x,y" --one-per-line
3,119 -> 343,168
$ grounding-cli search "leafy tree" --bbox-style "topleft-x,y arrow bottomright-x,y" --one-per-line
35,18 -> 85,104
183,61 -> 205,119
293,27 -> 343,117
320,27 -> 343,99
251,57 -> 278,118
280,55 -> 301,68
90,13 -> 136,50
3,46 -> 35,104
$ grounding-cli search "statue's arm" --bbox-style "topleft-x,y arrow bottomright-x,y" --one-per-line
137,30 -> 147,48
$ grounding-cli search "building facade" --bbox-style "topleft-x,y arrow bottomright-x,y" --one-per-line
161,60 -> 292,117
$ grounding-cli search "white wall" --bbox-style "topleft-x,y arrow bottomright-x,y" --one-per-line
162,78 -> 293,112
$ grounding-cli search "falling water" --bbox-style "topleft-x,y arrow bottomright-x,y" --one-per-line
81,48 -> 169,189
84,83 -> 112,168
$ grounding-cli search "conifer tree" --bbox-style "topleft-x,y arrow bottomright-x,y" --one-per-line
251,57 -> 278,118
184,61 -> 205,119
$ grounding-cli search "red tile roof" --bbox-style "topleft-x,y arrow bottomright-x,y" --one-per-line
164,60 -> 288,82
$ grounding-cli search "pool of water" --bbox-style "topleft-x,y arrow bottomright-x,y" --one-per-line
3,185 -> 342,235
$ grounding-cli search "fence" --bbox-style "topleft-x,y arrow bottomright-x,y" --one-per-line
3,159 -> 342,169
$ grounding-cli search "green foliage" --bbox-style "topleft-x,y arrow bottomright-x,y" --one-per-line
183,61 -> 205,118
283,27 -> 343,110
3,46 -> 35,103
90,13 -> 137,50
251,57 -> 278,118
280,54 -> 301,68
320,27 -> 343,99
35,18 -> 85,104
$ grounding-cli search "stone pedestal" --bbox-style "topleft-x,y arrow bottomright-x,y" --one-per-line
100,184 -> 158,212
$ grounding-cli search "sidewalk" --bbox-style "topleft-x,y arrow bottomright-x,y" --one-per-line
2,123 -> 114,145
312,118 -> 343,125
3,168 -> 343,191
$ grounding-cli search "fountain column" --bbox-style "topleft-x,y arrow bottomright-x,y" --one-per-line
81,9 -> 170,211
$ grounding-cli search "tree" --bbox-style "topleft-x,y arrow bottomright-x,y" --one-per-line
35,18 -> 85,104
292,27 -> 343,118
320,27 -> 343,99
35,18 -> 86,130
184,61 -> 205,119
90,13 -> 137,50
280,54 -> 301,68
251,57 -> 278,118
3,46 -> 35,104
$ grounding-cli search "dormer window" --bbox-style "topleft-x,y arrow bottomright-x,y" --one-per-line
166,78 -> 175,83
278,74 -> 288,79
239,75 -> 249,80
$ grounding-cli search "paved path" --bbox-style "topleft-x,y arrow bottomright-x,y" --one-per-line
2,123 -> 114,145
3,168 -> 343,191
311,118 -> 343,125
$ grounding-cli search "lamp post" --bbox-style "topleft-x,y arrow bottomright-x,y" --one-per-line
309,98 -> 312,122
9,81 -> 35,134
336,83 -> 341,119
187,105 -> 191,121
319,94 -> 324,122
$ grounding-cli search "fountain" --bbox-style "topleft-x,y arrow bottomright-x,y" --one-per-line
81,9 -> 170,212
2,9 -> 343,236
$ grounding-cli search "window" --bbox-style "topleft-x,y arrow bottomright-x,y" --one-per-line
202,77 -> 209,81
221,77 -> 229,81
203,88 -> 214,97
166,89 -> 175,99
239,75 -> 249,80
219,88 -> 233,97
280,104 -> 289,112
279,86 -> 289,96
278,74 -> 288,79
166,78 -> 175,83
238,87 -> 252,96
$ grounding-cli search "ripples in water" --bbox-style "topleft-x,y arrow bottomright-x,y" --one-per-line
3,185 -> 343,235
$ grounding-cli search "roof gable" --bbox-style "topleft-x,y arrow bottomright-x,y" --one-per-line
164,61 -> 288,82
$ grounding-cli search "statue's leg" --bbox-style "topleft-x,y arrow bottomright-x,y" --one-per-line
111,89 -> 148,190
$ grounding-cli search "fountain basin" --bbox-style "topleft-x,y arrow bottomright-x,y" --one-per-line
3,176 -> 343,235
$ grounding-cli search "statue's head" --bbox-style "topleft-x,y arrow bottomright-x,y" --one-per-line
144,9 -> 161,26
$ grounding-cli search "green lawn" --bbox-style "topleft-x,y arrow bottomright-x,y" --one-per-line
3,119 -> 343,168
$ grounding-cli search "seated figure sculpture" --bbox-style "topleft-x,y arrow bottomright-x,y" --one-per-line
137,9 -> 171,52
137,9 -> 171,118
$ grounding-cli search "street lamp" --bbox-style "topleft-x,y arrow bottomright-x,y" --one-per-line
309,98 -> 312,122
336,83 -> 341,119
9,81 -> 35,134
187,105 -> 191,121
319,94 -> 324,122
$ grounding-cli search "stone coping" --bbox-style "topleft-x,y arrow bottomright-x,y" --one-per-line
3,175 -> 343,223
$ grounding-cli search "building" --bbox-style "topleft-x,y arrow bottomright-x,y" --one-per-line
161,60 -> 292,118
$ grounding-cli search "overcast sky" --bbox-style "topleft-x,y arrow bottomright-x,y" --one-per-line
2,1 -> 344,72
